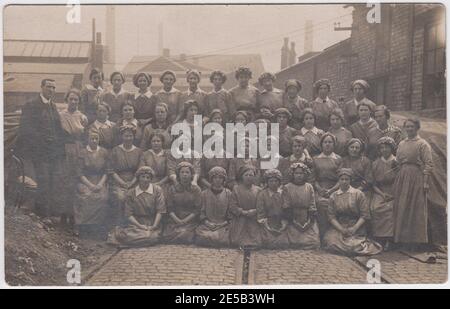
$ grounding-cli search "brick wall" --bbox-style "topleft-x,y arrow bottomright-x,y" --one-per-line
274,3 -> 444,112
274,39 -> 352,102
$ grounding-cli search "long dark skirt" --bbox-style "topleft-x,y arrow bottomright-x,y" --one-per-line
195,222 -> 230,247
286,221 -> 321,249
323,227 -> 382,256
368,191 -> 394,238
163,220 -> 198,244
229,216 -> 263,248
107,224 -> 162,247
393,164 -> 428,243
260,225 -> 289,249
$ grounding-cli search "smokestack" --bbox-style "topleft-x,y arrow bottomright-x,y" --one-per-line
288,41 -> 296,66
93,32 -> 104,70
304,20 -> 313,54
106,5 -> 116,67
281,37 -> 289,70
158,23 -> 164,56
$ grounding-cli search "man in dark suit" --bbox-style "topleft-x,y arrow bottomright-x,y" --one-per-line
15,79 -> 67,217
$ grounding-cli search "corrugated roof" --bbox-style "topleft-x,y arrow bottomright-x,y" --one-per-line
4,73 -> 76,93
4,62 -> 89,74
4,40 -> 91,58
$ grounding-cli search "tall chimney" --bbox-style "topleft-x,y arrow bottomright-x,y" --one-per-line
281,37 -> 289,70
158,22 -> 164,56
106,5 -> 116,67
93,32 -> 104,70
288,42 -> 296,66
304,20 -> 313,54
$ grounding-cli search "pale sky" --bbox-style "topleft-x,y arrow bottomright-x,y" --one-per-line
4,4 -> 353,72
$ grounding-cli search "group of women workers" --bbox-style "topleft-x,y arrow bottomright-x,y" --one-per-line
56,66 -> 434,256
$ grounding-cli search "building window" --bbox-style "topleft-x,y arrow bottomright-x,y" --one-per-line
423,21 -> 445,109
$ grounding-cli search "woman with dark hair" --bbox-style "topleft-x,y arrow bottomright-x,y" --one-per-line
81,68 -> 104,124
275,108 -> 300,157
140,102 -> 172,150
256,169 -> 290,249
229,165 -> 263,248
283,79 -> 310,129
278,135 -> 313,185
195,167 -> 233,247
155,70 -> 182,124
129,72 -> 157,125
139,132 -> 170,189
74,130 -> 109,239
229,137 -> 261,188
205,70 -> 233,122
283,163 -> 320,249
393,118 -> 433,250
114,102 -> 144,147
108,125 -> 143,228
343,80 -> 377,127
101,71 -> 130,123
327,108 -> 353,157
229,67 -> 260,121
312,132 -> 343,239
200,128 -> 231,190
300,108 -> 325,157
373,105 -> 404,146
309,79 -> 338,131
107,166 -> 166,247
349,102 -> 381,160
369,136 -> 398,249
163,162 -> 202,244
167,133 -> 201,187
258,72 -> 284,113
180,69 -> 208,118
60,89 -> 88,227
87,102 -> 116,149
323,168 -> 382,256
342,138 -> 374,193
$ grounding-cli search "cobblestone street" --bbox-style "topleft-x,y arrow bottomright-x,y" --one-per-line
86,245 -> 447,286
87,245 -> 243,286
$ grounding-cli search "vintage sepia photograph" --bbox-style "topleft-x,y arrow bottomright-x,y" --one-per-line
1,2 -> 448,288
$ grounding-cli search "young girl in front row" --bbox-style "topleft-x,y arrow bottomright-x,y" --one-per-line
283,163 -> 320,249
256,169 -> 290,249
195,167 -> 233,247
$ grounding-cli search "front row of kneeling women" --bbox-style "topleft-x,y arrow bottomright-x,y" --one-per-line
106,161 -> 382,256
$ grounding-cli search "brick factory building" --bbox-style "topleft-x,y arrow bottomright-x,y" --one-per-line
274,3 -> 445,112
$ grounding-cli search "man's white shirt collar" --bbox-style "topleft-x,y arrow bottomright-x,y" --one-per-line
136,184 -> 154,196
40,94 -> 51,104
